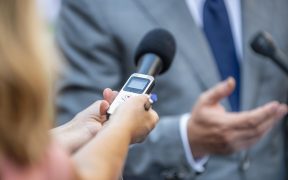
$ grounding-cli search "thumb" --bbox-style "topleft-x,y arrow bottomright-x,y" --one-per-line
76,100 -> 109,124
103,88 -> 118,104
99,100 -> 110,115
200,77 -> 235,106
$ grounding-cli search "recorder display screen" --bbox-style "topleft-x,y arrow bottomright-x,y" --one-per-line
124,77 -> 150,93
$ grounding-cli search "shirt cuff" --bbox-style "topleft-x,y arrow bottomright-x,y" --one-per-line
179,114 -> 209,173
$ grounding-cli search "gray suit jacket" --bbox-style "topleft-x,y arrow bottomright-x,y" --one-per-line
56,0 -> 288,179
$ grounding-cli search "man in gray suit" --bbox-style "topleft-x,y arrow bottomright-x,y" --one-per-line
56,0 -> 288,179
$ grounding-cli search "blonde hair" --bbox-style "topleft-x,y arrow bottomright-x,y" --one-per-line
0,0 -> 56,165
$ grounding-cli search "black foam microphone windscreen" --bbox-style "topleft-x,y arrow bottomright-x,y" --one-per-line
251,31 -> 288,75
251,31 -> 276,58
135,29 -> 176,75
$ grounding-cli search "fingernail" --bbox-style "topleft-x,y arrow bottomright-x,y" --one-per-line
276,105 -> 287,119
226,77 -> 233,81
225,77 -> 235,89
279,105 -> 287,115
269,102 -> 279,113
144,102 -> 151,111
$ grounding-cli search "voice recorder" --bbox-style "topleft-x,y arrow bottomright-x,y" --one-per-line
107,73 -> 155,115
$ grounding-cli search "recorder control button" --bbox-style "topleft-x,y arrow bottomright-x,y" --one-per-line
121,95 -> 131,102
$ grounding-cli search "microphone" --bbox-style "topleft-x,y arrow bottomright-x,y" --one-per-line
250,31 -> 288,75
107,29 -> 176,115
135,29 -> 176,77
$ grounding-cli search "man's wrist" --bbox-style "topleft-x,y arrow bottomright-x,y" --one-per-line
179,114 -> 209,173
186,116 -> 207,159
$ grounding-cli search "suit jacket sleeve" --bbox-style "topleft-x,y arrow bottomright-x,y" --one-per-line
56,0 -> 124,125
56,0 -> 198,179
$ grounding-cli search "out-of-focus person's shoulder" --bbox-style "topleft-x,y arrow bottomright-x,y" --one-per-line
45,141 -> 73,180
0,142 -> 73,180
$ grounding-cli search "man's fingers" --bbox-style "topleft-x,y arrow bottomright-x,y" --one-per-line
224,103 -> 287,150
232,113 -> 279,150
232,136 -> 260,152
227,101 -> 282,130
225,116 -> 277,152
200,77 -> 235,106
103,88 -> 118,104
275,104 -> 288,119
247,102 -> 281,125
230,114 -> 276,142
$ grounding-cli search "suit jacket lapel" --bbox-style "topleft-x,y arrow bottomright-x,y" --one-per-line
241,0 -> 275,111
135,0 -> 222,91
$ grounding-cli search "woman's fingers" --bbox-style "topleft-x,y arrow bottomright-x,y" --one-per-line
103,88 -> 118,104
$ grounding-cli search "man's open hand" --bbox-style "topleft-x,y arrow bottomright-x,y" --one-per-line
187,78 -> 287,158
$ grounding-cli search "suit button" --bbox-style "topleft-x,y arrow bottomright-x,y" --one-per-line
240,156 -> 250,171
162,170 -> 184,180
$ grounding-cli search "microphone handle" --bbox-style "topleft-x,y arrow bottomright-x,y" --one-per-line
137,54 -> 163,77
272,50 -> 288,76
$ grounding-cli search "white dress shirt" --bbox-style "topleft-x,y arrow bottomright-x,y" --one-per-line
180,0 -> 242,173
